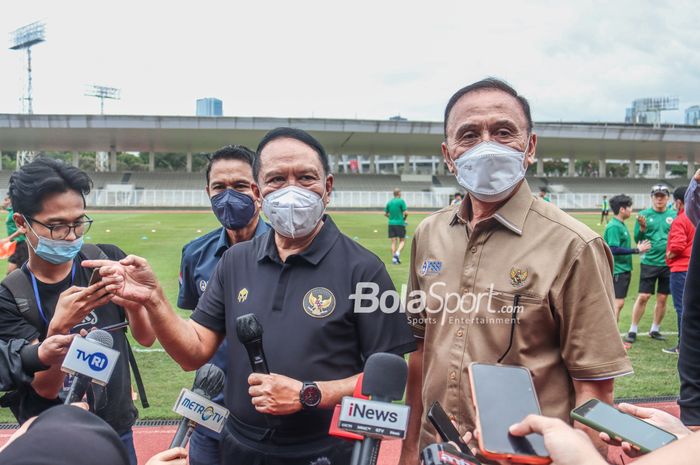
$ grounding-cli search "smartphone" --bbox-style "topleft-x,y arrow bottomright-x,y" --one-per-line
99,321 -> 129,333
88,268 -> 102,286
571,399 -> 676,454
427,401 -> 475,458
468,363 -> 550,464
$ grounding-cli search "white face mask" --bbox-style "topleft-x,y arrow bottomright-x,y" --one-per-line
262,186 -> 326,239
454,139 -> 530,203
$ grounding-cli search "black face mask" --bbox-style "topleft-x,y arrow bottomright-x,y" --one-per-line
210,189 -> 256,230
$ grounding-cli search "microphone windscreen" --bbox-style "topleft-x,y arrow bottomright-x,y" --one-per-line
86,329 -> 114,349
361,352 -> 407,401
192,363 -> 225,399
236,313 -> 263,344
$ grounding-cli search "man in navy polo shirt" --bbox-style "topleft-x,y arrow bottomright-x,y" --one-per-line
89,127 -> 416,465
178,145 -> 269,465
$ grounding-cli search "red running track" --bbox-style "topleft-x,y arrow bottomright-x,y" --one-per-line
0,401 -> 680,464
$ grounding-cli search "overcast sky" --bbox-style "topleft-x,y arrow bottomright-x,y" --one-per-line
0,0 -> 697,123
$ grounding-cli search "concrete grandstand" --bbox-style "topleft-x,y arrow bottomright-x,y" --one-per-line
1,113 -> 699,209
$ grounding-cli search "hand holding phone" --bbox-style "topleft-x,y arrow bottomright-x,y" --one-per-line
469,363 -> 550,464
571,399 -> 677,454
427,401 -> 475,458
88,268 -> 102,286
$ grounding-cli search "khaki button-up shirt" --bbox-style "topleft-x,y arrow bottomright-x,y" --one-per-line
407,181 -> 633,451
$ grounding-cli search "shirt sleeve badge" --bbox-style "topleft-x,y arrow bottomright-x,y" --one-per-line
420,259 -> 443,276
303,287 -> 336,318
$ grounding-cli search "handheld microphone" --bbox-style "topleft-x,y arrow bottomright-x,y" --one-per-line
170,363 -> 226,448
63,330 -> 116,405
341,352 -> 409,465
421,443 -> 482,465
235,313 -> 269,374
329,374 -> 367,464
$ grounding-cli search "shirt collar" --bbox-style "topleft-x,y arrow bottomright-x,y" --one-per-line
449,181 -> 533,236
215,216 -> 271,258
256,214 -> 340,265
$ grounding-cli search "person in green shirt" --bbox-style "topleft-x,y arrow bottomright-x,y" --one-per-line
2,194 -> 27,274
603,195 -> 651,321
385,188 -> 407,264
625,185 -> 676,343
599,195 -> 610,225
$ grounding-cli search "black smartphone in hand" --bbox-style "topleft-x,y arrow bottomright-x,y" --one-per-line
88,268 -> 102,286
427,401 -> 475,458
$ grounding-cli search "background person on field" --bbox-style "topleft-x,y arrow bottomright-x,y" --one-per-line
625,184 -> 676,344
663,186 -> 695,355
385,187 -> 408,264
2,194 -> 28,274
603,194 -> 651,321
599,194 -> 610,225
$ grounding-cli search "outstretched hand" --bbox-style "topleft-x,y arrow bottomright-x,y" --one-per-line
598,403 -> 689,458
510,415 -> 606,465
82,255 -> 160,307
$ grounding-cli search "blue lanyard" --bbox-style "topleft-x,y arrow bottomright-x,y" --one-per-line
29,262 -> 77,326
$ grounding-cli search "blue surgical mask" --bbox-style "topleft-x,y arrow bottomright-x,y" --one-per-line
24,219 -> 83,265
210,189 -> 256,230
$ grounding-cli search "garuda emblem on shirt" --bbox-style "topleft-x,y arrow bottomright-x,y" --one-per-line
510,267 -> 529,288
303,287 -> 336,318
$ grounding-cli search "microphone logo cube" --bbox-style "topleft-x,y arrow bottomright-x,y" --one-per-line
173,388 -> 230,434
338,397 -> 410,439
61,336 -> 120,386
76,349 -> 108,372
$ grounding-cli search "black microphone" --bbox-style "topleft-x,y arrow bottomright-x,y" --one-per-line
235,313 -> 269,374
169,363 -> 225,448
355,352 -> 408,465
64,330 -> 114,405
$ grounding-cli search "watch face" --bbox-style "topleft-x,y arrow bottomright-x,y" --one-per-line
302,384 -> 321,407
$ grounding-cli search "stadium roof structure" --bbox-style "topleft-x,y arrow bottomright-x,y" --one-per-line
1,113 -> 700,162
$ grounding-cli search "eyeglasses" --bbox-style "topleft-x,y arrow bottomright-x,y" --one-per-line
26,215 -> 93,240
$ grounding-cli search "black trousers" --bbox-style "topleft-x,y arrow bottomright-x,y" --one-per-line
220,426 -> 355,465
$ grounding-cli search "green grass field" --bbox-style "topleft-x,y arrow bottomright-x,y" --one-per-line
0,210 -> 681,421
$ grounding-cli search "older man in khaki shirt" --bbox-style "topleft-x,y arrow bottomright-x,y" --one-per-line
399,78 -> 632,464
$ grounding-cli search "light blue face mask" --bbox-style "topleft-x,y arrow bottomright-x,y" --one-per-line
24,218 -> 83,264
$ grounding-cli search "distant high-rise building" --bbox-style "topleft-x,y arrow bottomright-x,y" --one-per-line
686,106 -> 700,125
196,98 -> 223,117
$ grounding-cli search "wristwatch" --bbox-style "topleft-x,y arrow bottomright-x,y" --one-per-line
300,381 -> 322,409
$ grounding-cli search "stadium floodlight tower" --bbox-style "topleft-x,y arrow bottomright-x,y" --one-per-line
9,21 -> 46,115
85,85 -> 121,114
10,21 -> 46,167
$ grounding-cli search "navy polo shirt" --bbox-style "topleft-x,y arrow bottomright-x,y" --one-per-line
179,218 -> 270,438
191,215 -> 416,436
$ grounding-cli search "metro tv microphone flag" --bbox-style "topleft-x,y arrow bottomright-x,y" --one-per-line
235,313 -> 269,374
170,363 -> 226,448
62,329 -> 119,405
339,352 -> 409,465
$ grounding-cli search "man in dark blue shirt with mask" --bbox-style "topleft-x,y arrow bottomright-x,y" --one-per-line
178,145 -> 269,465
